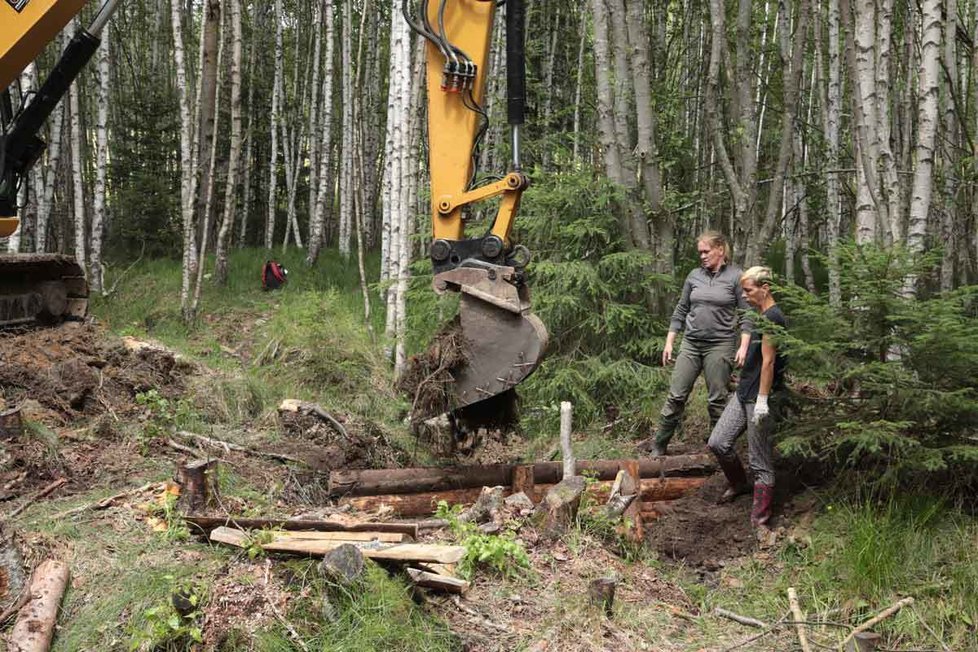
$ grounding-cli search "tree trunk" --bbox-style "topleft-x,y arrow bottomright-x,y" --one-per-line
904,0 -> 942,294
90,24 -> 111,295
307,0 -> 336,265
822,0 -> 843,306
36,34 -> 66,254
214,0 -> 243,285
68,19 -> 87,275
171,0 -> 198,320
265,0 -> 284,249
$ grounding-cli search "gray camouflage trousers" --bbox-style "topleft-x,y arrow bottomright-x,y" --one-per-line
706,394 -> 779,486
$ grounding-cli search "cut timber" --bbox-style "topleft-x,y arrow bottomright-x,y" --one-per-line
407,568 -> 470,594
210,527 -> 465,564
343,477 -> 706,518
272,531 -> 409,543
329,454 -> 714,496
183,516 -> 418,539
175,460 -> 219,513
617,460 -> 643,542
9,560 -> 69,652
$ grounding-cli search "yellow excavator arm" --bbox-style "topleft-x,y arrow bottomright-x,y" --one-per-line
1,0 -> 118,325
408,0 -> 547,414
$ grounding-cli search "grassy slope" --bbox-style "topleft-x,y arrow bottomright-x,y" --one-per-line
12,248 -> 974,650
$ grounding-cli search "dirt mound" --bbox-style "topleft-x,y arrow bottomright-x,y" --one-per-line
279,409 -> 408,471
645,473 -> 758,568
397,318 -> 466,421
0,323 -> 184,419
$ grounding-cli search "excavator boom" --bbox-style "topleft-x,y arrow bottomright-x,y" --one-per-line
407,0 -> 547,416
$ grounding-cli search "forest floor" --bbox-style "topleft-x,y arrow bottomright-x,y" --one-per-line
1,250 -> 974,651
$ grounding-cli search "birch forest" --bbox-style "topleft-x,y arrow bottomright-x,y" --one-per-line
5,0 -> 978,338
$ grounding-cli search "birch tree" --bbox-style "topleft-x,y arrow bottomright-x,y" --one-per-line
68,18 -> 87,273
265,0 -> 284,249
905,0 -> 942,295
307,0 -> 336,265
214,0 -> 242,285
90,24 -> 111,295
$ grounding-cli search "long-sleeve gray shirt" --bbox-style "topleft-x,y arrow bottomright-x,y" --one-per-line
669,264 -> 752,342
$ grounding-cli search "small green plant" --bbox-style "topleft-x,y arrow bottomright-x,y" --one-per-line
434,500 -> 531,580
128,578 -> 205,650
244,529 -> 276,559
145,487 -> 190,542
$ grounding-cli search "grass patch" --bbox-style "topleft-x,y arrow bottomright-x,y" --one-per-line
256,562 -> 460,652
707,494 -> 978,649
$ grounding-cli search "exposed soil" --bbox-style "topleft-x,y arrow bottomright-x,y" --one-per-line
645,473 -> 758,569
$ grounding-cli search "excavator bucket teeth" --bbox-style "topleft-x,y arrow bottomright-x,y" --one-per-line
451,293 -> 548,411
0,254 -> 89,327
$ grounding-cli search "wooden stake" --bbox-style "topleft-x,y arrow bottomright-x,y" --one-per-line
175,460 -> 219,513
787,587 -> 813,652
837,597 -> 913,652
588,577 -> 617,617
560,402 -> 574,479
10,559 -> 70,652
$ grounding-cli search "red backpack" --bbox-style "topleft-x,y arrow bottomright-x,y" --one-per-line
261,260 -> 288,290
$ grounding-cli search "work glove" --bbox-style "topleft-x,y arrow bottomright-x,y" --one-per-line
752,395 -> 769,425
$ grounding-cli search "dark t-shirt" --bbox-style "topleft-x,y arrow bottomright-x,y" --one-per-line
737,305 -> 788,403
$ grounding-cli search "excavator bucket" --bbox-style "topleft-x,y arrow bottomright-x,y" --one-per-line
0,254 -> 88,327
452,293 -> 548,411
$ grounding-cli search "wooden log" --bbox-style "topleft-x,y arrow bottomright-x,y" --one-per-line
272,531 -> 409,543
183,516 -> 418,539
175,460 -> 219,513
407,568 -> 470,594
328,454 -> 715,496
10,559 -> 70,652
511,464 -> 536,503
210,527 -> 465,564
343,477 -> 707,518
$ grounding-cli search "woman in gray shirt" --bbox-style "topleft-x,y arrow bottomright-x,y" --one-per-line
639,231 -> 751,456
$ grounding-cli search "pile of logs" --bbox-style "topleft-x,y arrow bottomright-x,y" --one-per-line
328,453 -> 714,524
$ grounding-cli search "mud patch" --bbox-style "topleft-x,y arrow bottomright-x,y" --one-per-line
279,410 -> 407,471
645,473 -> 757,568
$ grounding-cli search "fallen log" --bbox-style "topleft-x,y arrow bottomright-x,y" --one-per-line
8,478 -> 68,519
343,477 -> 707,518
183,516 -> 418,539
210,526 -> 465,564
329,454 -> 715,497
9,559 -> 70,652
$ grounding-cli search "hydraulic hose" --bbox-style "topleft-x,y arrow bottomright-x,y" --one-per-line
505,0 -> 525,169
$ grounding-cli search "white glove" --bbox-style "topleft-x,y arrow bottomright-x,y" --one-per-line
752,395 -> 769,425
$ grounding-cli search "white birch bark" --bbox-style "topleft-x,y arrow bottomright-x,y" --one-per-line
905,0 -> 942,283
37,39 -> 65,253
876,0 -> 901,244
939,0 -> 958,291
214,0 -> 242,284
237,3 -> 261,247
306,0 -> 323,238
171,0 -> 198,318
265,0 -> 284,249
846,0 -> 882,242
307,0 -> 336,265
337,0 -> 354,257
90,25 -> 111,294
68,18 -> 86,274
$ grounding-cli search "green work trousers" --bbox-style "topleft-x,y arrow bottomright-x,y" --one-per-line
655,337 -> 736,446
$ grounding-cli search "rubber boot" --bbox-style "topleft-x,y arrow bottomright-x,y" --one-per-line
750,483 -> 774,527
716,455 -> 751,503
637,416 -> 679,456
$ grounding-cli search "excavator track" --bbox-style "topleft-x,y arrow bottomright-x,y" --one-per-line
0,254 -> 88,327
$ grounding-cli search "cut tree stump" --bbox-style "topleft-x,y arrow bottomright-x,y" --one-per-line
617,460 -> 643,543
0,407 -> 23,440
538,475 -> 586,536
588,577 -> 617,617
175,460 -> 219,513
343,476 -> 706,518
328,454 -> 715,496
458,486 -> 504,524
318,544 -> 365,585
9,559 -> 70,652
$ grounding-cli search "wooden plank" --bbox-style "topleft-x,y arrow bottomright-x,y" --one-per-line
184,516 -> 419,538
273,531 -> 409,543
328,454 -> 715,497
407,568 -> 470,594
210,527 -> 465,564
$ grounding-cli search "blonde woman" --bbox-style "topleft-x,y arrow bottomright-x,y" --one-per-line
640,231 -> 751,456
707,266 -> 788,528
